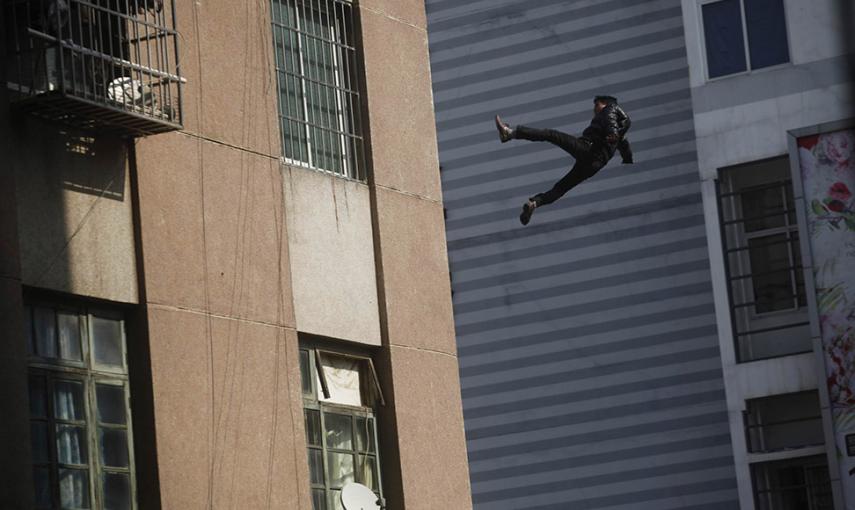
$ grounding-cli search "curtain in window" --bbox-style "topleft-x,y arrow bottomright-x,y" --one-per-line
702,0 -> 747,78
320,356 -> 362,407
744,0 -> 789,69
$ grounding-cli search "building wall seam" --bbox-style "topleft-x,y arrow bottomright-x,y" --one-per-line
146,302 -> 297,330
359,5 -> 426,33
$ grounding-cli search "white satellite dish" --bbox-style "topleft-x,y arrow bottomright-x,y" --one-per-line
341,482 -> 381,510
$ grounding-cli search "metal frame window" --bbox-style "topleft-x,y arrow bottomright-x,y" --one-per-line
24,301 -> 136,510
270,0 -> 365,181
299,347 -> 383,510
751,455 -> 833,510
744,391 -> 825,454
717,157 -> 811,362
698,0 -> 791,80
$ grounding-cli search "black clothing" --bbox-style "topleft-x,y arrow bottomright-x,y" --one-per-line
581,102 -> 632,159
513,102 -> 633,207
513,125 -> 609,206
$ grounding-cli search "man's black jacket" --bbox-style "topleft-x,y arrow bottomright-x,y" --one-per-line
582,102 -> 633,163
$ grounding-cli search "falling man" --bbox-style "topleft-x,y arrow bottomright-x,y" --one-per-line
495,95 -> 634,225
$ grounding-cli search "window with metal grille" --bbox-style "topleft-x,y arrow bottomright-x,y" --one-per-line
24,301 -> 136,510
744,391 -> 824,453
299,347 -> 384,510
270,0 -> 365,181
751,455 -> 833,510
717,157 -> 811,362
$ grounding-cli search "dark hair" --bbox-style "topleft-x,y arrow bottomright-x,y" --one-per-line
594,95 -> 618,104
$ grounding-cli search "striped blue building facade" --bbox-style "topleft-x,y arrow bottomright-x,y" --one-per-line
426,0 -> 740,508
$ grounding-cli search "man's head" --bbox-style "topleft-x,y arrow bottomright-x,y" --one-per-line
593,95 -> 617,114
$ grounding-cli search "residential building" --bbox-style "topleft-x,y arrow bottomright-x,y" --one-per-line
427,0 -> 853,508
0,1 -> 472,509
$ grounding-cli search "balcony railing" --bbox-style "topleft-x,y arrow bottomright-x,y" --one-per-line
4,0 -> 183,137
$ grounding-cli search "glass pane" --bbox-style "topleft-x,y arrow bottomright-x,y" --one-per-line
26,306 -> 35,356
749,234 -> 795,313
57,425 -> 88,465
357,455 -> 378,491
746,391 -> 824,452
702,0 -> 747,78
29,377 -> 47,418
57,312 -> 83,361
326,452 -> 354,489
34,307 -> 57,358
328,489 -> 343,510
324,413 -> 353,450
96,385 -> 127,425
59,468 -> 90,509
99,428 -> 129,468
745,0 -> 789,69
741,184 -> 786,232
91,316 -> 124,368
312,489 -> 327,510
308,448 -> 324,485
54,380 -> 86,421
33,466 -> 51,508
305,409 -> 322,447
31,422 -> 49,463
355,417 -> 375,453
300,350 -> 312,395
103,472 -> 130,510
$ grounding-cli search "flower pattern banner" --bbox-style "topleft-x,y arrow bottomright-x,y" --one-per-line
798,129 -> 855,504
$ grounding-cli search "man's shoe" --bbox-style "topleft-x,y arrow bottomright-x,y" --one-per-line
495,115 -> 513,143
519,199 -> 537,226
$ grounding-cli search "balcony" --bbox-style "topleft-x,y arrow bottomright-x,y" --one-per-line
4,0 -> 183,137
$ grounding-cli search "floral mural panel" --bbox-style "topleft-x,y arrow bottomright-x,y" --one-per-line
798,128 -> 855,503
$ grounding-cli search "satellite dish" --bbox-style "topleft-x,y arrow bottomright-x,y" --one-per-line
341,483 -> 381,510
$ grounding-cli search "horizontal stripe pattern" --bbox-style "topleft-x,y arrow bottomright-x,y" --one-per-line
426,0 -> 736,508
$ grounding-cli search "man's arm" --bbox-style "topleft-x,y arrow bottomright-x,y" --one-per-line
602,104 -> 631,143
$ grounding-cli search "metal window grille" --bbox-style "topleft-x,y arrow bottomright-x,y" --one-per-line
270,0 -> 366,181
24,302 -> 136,510
4,0 -> 183,136
743,391 -> 824,453
751,455 -> 833,510
717,157 -> 811,362
299,348 -> 384,510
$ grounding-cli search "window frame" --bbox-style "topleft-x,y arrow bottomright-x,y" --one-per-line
270,0 -> 366,181
743,390 -> 825,454
698,0 -> 792,82
24,301 -> 137,510
300,346 -> 384,510
716,157 -> 812,363
750,454 -> 833,510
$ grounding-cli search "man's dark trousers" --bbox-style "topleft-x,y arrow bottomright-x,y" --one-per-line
514,125 -> 609,206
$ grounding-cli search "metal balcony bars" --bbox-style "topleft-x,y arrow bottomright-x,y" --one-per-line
4,0 -> 183,136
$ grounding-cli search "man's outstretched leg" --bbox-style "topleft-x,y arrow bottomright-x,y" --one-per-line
495,115 -> 586,158
519,158 -> 605,225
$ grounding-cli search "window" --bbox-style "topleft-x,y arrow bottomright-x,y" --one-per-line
751,455 -> 833,510
701,0 -> 789,79
24,301 -> 135,510
717,157 -> 811,361
745,391 -> 824,453
300,347 -> 384,510
270,0 -> 365,180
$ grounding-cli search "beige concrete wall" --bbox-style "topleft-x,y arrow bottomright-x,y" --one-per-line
284,167 -> 382,345
361,1 -> 474,508
145,306 -> 310,510
0,100 -> 35,510
12,118 -> 138,304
